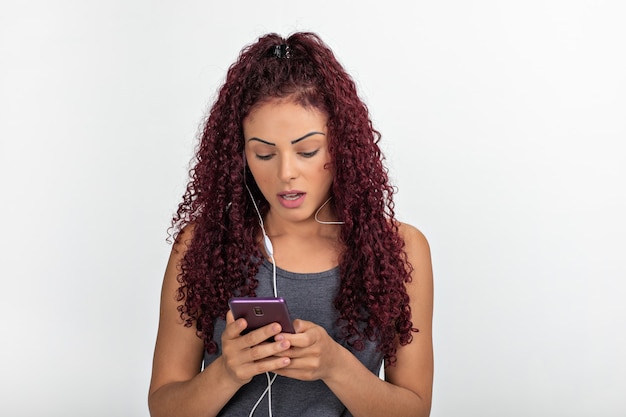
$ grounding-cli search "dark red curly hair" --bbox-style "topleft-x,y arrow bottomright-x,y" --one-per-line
171,32 -> 416,365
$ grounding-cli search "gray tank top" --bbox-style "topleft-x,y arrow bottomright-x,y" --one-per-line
203,259 -> 383,417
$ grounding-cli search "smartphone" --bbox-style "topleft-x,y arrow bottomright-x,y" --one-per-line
228,297 -> 296,334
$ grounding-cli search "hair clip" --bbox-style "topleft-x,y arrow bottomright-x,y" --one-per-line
271,44 -> 290,59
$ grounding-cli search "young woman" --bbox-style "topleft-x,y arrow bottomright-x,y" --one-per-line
149,32 -> 433,417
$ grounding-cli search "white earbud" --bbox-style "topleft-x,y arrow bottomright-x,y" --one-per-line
263,233 -> 274,257
244,182 -> 277,297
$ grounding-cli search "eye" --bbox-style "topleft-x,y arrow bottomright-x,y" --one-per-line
299,149 -> 319,158
255,153 -> 274,161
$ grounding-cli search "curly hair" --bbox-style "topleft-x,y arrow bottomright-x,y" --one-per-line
170,32 -> 416,365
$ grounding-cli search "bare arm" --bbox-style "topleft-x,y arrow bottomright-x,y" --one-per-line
275,223 -> 434,417
148,227 -> 293,417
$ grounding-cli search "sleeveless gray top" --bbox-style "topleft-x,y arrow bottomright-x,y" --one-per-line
203,259 -> 383,417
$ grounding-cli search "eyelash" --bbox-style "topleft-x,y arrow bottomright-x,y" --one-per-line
300,149 -> 319,158
255,149 -> 320,160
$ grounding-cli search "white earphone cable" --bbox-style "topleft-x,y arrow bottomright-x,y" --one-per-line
245,181 -> 278,417
314,196 -> 345,225
243,157 -> 341,417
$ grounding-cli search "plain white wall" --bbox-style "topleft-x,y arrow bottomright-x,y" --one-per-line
1,1 -> 624,416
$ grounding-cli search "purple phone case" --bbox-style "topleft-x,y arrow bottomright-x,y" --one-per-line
228,297 -> 295,334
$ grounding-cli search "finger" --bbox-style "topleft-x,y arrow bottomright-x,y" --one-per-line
293,319 -> 311,333
279,320 -> 312,344
246,337 -> 291,362
246,355 -> 292,375
280,330 -> 316,349
275,346 -> 303,359
223,316 -> 248,340
223,342 -> 292,383
272,358 -> 318,380
241,322 -> 284,348
226,310 -> 235,324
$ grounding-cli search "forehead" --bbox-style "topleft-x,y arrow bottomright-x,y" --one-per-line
243,99 -> 328,140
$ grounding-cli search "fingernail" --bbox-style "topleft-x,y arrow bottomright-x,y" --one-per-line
275,334 -> 284,342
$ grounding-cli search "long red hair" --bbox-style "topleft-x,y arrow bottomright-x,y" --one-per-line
171,32 -> 416,365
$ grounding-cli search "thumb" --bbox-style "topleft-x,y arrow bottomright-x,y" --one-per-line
226,310 -> 235,324
293,319 -> 313,333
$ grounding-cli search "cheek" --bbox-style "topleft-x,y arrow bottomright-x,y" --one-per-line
317,165 -> 334,189
245,151 -> 268,179
249,166 -> 271,188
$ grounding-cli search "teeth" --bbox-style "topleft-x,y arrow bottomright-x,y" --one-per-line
282,193 -> 300,200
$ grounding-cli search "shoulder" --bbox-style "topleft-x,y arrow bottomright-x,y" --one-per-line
171,223 -> 198,258
397,222 -> 431,261
162,223 -> 198,290
396,222 -> 433,293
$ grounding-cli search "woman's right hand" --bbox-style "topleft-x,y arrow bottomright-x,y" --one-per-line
219,310 -> 293,386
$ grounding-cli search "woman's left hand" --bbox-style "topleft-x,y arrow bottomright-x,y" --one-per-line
272,319 -> 344,382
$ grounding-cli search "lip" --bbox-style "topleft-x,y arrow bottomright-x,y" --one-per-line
277,190 -> 306,209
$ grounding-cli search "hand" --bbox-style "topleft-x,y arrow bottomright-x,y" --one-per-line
273,319 -> 343,382
219,310 -> 292,386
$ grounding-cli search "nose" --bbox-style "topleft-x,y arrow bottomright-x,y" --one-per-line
278,154 -> 298,182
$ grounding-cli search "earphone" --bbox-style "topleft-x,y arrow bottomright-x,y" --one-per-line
314,196 -> 345,225
243,154 -> 279,417
246,183 -> 278,297
245,185 -> 278,417
242,153 -> 343,417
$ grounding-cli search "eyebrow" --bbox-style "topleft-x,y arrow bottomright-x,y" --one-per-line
247,131 -> 325,146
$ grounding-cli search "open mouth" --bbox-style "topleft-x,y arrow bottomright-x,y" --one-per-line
280,193 -> 303,201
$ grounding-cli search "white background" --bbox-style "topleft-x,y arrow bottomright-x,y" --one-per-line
1,1 -> 625,416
